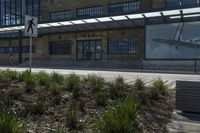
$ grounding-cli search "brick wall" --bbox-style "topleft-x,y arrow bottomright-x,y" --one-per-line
0,27 -> 144,62
152,0 -> 165,8
41,0 -> 154,22
0,0 -> 149,64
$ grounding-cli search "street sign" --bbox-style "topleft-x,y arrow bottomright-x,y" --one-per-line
25,15 -> 38,37
25,15 -> 38,72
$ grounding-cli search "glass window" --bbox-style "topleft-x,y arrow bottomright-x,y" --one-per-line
0,0 -> 40,26
181,0 -> 199,6
108,37 -> 139,55
109,1 -> 140,15
26,0 -> 40,17
0,45 -> 36,53
77,6 -> 102,18
50,10 -> 72,21
49,41 -> 72,55
166,0 -> 199,7
166,0 -> 181,7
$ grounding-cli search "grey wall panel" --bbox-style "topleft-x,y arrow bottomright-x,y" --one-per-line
176,80 -> 200,113
146,22 -> 200,59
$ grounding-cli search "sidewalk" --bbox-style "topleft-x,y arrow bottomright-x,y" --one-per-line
0,65 -> 200,75
168,111 -> 200,133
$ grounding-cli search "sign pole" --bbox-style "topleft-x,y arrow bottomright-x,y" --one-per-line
25,15 -> 38,73
29,36 -> 32,72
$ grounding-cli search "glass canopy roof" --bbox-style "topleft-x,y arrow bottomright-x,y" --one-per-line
0,6 -> 200,33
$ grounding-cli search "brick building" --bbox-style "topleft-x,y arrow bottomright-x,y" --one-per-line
0,0 -> 200,70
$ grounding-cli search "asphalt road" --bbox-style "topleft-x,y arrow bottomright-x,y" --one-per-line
0,67 -> 200,88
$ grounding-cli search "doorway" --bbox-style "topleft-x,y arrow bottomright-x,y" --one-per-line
77,40 -> 102,60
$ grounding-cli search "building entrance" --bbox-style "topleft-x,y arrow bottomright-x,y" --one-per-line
77,40 -> 102,60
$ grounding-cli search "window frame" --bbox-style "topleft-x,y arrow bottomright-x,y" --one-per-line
0,45 -> 36,54
49,40 -> 72,55
76,5 -> 103,18
49,10 -> 72,21
108,37 -> 140,56
166,0 -> 200,7
108,1 -> 140,15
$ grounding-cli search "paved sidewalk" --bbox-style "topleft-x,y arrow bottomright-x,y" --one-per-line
168,111 -> 200,133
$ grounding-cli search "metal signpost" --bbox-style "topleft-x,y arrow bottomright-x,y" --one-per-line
25,15 -> 38,72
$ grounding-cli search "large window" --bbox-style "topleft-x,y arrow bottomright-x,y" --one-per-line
0,45 -> 36,53
109,1 -> 140,15
77,40 -> 102,60
26,0 -> 40,16
77,6 -> 102,18
108,37 -> 139,55
166,0 -> 199,7
50,10 -> 72,21
0,0 -> 40,26
49,41 -> 72,55
181,0 -> 199,6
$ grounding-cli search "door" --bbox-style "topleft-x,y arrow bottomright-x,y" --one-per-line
77,40 -> 102,60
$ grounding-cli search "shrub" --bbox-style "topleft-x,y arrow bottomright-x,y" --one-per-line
36,71 -> 50,86
24,72 -> 36,92
134,79 -> 145,90
51,72 -> 64,84
97,96 -> 140,133
151,79 -> 167,99
0,108 -> 25,133
66,73 -> 80,91
109,76 -> 126,99
83,74 -> 105,92
50,82 -> 61,95
95,91 -> 106,106
66,102 -> 78,130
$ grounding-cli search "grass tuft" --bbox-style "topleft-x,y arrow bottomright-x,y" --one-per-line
50,82 -> 61,95
51,72 -> 64,84
66,101 -> 78,130
83,74 -> 105,92
66,73 -> 80,91
0,69 -> 19,81
24,72 -> 36,92
95,91 -> 106,106
31,96 -> 46,115
0,108 -> 25,133
109,76 -> 126,99
134,78 -> 145,90
97,96 -> 140,133
36,71 -> 50,86
151,79 -> 168,99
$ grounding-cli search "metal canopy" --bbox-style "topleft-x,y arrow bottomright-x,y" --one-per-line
0,6 -> 200,35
